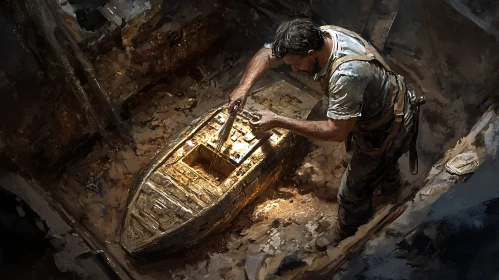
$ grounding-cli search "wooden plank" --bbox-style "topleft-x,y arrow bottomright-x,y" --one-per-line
362,0 -> 402,51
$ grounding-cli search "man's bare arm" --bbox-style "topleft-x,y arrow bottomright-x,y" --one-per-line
227,48 -> 280,110
250,110 -> 355,142
276,116 -> 356,142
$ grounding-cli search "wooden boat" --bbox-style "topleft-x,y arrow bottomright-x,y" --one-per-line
121,80 -> 318,255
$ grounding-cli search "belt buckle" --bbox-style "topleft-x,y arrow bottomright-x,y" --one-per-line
408,90 -> 426,106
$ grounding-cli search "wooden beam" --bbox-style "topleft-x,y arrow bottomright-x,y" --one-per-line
362,0 -> 402,51
47,0 -> 136,147
33,0 -> 114,146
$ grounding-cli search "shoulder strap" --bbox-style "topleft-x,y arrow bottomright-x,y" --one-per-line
330,54 -> 376,74
320,25 -> 392,73
321,54 -> 376,99
320,26 -> 407,147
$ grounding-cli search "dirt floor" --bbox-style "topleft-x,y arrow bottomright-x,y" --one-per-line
51,59 -> 407,279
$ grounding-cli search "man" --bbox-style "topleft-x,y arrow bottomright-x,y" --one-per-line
227,18 -> 420,251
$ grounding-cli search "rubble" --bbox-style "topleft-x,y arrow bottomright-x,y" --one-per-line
16,205 -> 26,218
275,254 -> 306,276
245,254 -> 265,280
233,267 -> 248,280
445,151 -> 479,175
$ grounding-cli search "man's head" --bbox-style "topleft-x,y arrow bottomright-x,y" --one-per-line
272,18 -> 326,75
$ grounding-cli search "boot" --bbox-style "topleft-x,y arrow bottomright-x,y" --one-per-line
315,223 -> 353,251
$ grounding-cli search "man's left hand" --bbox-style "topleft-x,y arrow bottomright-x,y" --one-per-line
249,110 -> 280,131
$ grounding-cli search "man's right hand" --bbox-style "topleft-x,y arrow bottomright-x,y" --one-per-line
227,86 -> 248,112
226,47 -> 276,112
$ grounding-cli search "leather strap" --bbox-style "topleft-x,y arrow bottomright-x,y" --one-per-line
320,25 -> 408,156
320,25 -> 393,72
363,78 -> 405,156
354,110 -> 394,131
319,25 -> 396,100
393,75 -> 406,123
330,54 -> 376,74
409,98 -> 420,174
364,121 -> 401,156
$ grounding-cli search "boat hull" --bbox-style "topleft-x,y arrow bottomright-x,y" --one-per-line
121,80 -> 318,255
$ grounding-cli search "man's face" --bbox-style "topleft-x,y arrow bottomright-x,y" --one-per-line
282,52 -> 320,75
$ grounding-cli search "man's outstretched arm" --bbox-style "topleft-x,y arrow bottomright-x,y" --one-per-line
250,110 -> 356,142
227,48 -> 281,111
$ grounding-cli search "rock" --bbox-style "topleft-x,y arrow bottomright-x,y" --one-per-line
275,255 -> 306,276
445,151 -> 479,175
245,254 -> 265,280
146,120 -> 160,130
235,258 -> 245,267
121,12 -> 148,48
174,98 -> 198,112
233,267 -> 248,280
302,256 -> 317,266
316,219 -> 330,234
282,220 -> 292,227
271,219 -> 280,228
16,205 -> 25,218
265,253 -> 286,275
35,220 -> 46,232
107,163 -> 123,181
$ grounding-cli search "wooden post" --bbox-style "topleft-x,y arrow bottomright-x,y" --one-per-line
362,0 -> 402,51
33,0 -> 115,146
46,0 -> 136,147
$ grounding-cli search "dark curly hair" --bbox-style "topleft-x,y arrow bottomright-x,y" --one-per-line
272,18 -> 326,60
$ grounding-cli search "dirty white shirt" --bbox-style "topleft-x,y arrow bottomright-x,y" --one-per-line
265,27 -> 396,123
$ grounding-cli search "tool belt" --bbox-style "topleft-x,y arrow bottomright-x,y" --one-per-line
320,25 -> 425,174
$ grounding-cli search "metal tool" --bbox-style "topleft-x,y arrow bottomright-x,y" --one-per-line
215,100 -> 241,152
209,100 -> 242,171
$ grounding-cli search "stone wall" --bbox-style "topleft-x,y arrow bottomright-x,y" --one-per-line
384,0 -> 499,176
0,0 -> 248,175
0,1 -> 93,175
91,0 -> 231,102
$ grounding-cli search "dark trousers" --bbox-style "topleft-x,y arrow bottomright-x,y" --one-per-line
337,112 -> 413,234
